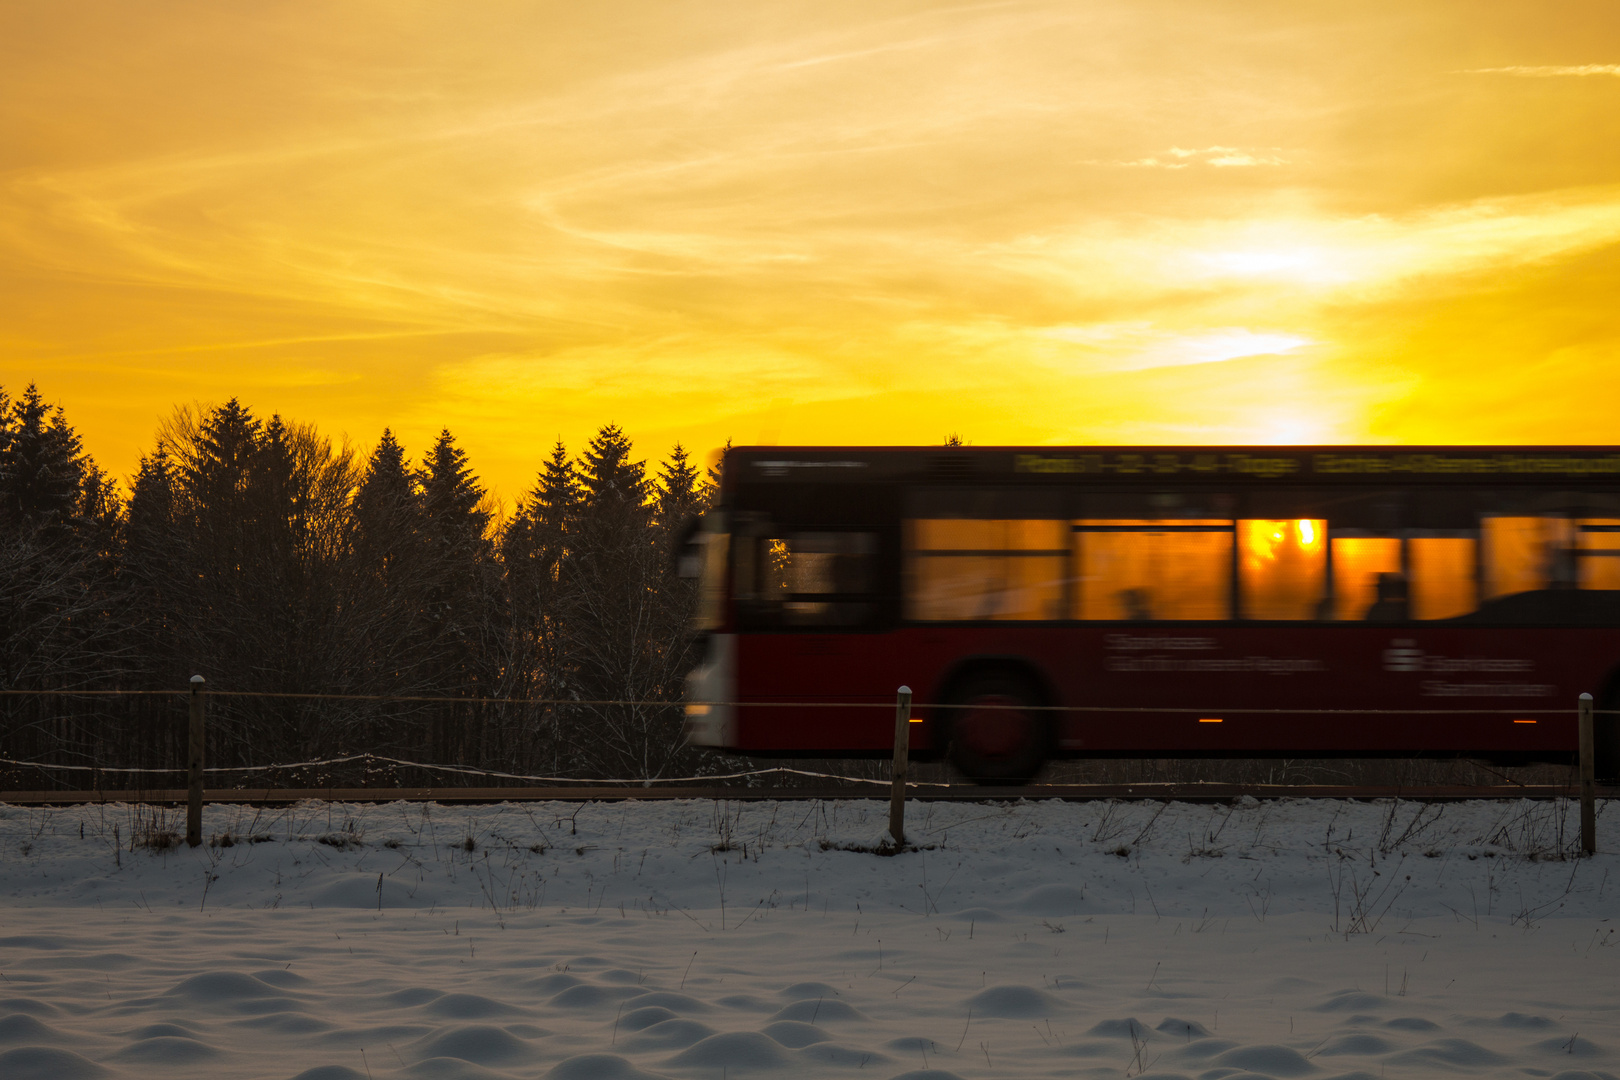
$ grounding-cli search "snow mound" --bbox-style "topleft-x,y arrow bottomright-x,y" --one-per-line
422,992 -> 521,1019
550,984 -> 646,1009
1163,1037 -> 1238,1061
235,1012 -> 334,1034
1386,1037 -> 1508,1068
1209,1043 -> 1318,1075
884,1071 -> 970,1080
945,906 -> 1003,922
251,968 -> 311,987
1016,884 -> 1087,915
771,997 -> 866,1023
616,1018 -> 714,1051
626,991 -> 710,1013
309,875 -> 423,908
1530,1035 -> 1604,1059
405,1057 -> 510,1079
1312,990 -> 1384,1012
762,1020 -> 830,1047
383,987 -> 444,1007
287,1067 -> 368,1080
163,971 -> 286,1000
158,970 -> 305,1015
0,1046 -> 113,1079
1156,1016 -> 1211,1038
966,984 -> 1062,1019
1314,1033 -> 1397,1056
618,1006 -> 677,1031
779,981 -> 841,999
548,1053 -> 673,1080
119,1023 -> 194,1040
1382,1016 -> 1441,1031
108,1035 -> 221,1064
1085,1016 -> 1151,1038
0,1015 -> 69,1044
410,1024 -> 534,1065
665,1030 -> 793,1071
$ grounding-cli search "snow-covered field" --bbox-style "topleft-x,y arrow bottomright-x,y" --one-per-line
2,795 -> 1617,1080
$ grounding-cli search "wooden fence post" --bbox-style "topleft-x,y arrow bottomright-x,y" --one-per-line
1579,692 -> 1595,856
187,675 -> 206,848
888,686 -> 913,847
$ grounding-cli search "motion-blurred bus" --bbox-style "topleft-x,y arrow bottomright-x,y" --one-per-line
681,446 -> 1620,782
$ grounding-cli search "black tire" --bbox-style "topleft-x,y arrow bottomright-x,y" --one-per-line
942,672 -> 1052,785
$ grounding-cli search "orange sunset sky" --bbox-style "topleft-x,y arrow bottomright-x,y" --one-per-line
4,1 -> 1619,504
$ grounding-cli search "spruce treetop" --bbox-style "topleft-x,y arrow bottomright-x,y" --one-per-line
0,383 -> 89,527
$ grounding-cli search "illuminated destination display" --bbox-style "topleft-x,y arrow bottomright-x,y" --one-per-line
1009,451 -> 1620,479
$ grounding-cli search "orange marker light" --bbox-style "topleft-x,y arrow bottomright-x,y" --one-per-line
1199,718 -> 1224,724
909,715 -> 923,723
1512,719 -> 1537,725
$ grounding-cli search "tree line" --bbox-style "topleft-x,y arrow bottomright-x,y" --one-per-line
0,384 -> 718,786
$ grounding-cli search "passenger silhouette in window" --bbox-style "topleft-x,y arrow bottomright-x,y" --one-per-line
1364,572 -> 1409,622
1546,539 -> 1578,589
1120,588 -> 1154,621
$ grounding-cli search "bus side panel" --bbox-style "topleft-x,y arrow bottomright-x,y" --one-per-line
729,625 -> 1620,757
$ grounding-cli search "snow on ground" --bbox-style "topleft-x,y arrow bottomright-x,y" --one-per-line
1,795 -> 1617,1080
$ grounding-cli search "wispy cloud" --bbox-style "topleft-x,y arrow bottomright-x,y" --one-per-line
1457,65 -> 1620,77
1037,324 -> 1313,372
1099,146 -> 1286,169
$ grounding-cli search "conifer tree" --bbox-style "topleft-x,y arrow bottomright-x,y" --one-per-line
702,439 -> 730,511
561,425 -> 695,777
655,442 -> 703,543
415,429 -> 502,729
419,429 -> 489,558
0,384 -> 88,531
181,398 -> 261,526
353,429 -> 418,588
0,385 -> 127,758
497,440 -> 580,760
503,440 -> 579,629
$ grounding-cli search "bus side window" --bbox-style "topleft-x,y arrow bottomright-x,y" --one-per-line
1409,535 -> 1477,619
1074,520 -> 1232,621
1579,519 -> 1620,589
1330,536 -> 1403,620
1482,516 -> 1576,598
905,519 -> 1068,621
764,532 -> 877,626
1238,519 -> 1326,620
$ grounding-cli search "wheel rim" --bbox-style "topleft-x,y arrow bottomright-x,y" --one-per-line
956,694 -> 1035,761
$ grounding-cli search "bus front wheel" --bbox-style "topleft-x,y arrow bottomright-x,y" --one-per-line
944,675 -> 1051,785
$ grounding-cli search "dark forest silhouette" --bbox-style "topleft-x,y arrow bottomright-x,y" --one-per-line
0,384 -> 716,785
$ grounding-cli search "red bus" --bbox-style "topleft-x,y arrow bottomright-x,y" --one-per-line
681,446 -> 1620,782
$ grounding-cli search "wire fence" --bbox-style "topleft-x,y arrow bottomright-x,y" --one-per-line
0,684 -> 1609,793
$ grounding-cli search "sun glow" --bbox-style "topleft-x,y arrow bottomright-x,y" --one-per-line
1194,246 -> 1343,282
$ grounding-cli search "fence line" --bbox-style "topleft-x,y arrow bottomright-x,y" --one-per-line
0,687 -> 1610,715
0,754 -> 893,787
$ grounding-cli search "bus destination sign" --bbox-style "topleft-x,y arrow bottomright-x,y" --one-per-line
1013,451 -> 1620,479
